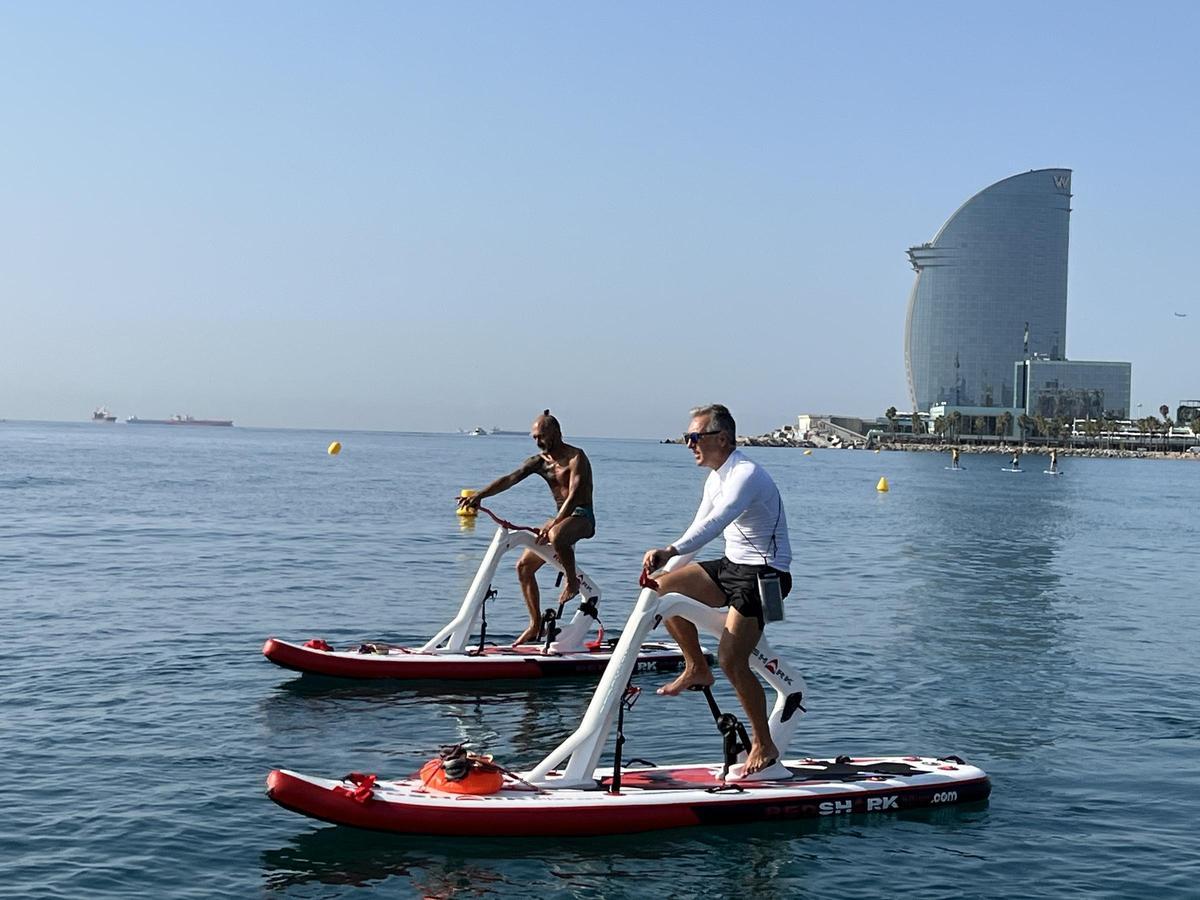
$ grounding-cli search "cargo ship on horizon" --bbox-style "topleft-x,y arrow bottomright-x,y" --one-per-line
127,414 -> 233,427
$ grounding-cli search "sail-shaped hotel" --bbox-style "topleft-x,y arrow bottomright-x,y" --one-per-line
904,169 -> 1130,430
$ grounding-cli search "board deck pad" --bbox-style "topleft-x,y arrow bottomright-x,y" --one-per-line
599,759 -> 930,790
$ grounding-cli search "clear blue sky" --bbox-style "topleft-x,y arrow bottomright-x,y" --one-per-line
3,2 -> 1196,436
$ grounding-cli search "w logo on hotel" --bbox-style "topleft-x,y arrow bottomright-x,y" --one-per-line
1053,174 -> 1071,190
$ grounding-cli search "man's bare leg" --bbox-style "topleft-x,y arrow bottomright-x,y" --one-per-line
652,564 -> 726,695
548,516 -> 594,603
719,607 -> 778,774
513,550 -> 545,645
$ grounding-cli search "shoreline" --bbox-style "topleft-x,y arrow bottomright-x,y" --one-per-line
734,437 -> 1200,461
876,444 -> 1200,461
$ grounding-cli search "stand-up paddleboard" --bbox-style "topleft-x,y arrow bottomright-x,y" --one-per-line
1043,470 -> 1063,476
267,557 -> 991,836
944,466 -> 965,471
1001,468 -> 1023,473
266,755 -> 990,836
261,636 -> 690,680
263,518 -> 692,681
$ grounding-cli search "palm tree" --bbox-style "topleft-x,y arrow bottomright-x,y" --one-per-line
996,411 -> 1013,441
1033,414 -> 1049,440
1102,416 -> 1117,450
1053,416 -> 1069,446
948,411 -> 962,442
1136,416 -> 1150,450
885,406 -> 898,438
934,415 -> 947,439
1017,414 -> 1033,442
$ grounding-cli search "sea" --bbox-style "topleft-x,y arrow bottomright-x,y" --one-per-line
1,421 -> 1197,899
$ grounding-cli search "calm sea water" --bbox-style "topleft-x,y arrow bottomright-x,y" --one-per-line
1,422 -> 1197,899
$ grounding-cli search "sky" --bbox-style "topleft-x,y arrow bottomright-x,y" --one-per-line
2,1 -> 1197,438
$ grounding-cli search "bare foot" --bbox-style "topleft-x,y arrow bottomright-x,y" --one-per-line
744,741 -> 780,775
558,581 -> 580,605
511,624 -> 540,646
656,667 -> 715,696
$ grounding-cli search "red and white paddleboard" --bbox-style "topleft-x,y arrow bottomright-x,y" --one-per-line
266,756 -> 990,836
263,523 -> 696,680
261,636 -> 690,681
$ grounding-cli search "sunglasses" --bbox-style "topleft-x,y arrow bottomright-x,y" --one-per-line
682,429 -> 722,446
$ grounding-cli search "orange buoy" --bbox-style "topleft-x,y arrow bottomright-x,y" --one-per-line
418,757 -> 504,795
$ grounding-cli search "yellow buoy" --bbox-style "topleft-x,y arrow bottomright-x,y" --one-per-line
874,449 -> 880,454
803,448 -> 813,456
876,476 -> 889,492
457,488 -> 478,517
327,441 -> 342,456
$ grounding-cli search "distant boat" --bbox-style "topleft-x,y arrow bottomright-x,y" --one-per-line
91,407 -> 117,423
127,414 -> 233,427
466,426 -> 487,436
490,427 -> 526,436
1174,312 -> 1188,318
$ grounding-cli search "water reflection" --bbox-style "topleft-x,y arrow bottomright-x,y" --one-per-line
261,803 -> 991,896
877,463 -> 1083,760
260,825 -> 680,895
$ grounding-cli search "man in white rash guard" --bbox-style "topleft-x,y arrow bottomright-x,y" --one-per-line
642,403 -> 792,775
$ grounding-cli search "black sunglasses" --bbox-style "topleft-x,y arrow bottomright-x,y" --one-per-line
682,429 -> 722,446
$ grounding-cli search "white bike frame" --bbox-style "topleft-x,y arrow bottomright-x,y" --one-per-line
526,554 -> 807,788
421,526 -> 602,654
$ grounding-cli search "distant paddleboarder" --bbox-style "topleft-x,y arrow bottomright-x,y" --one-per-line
1049,449 -> 1058,473
1010,448 -> 1021,470
951,447 -> 961,469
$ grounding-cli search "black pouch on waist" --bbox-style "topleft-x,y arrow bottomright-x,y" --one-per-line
758,570 -> 784,623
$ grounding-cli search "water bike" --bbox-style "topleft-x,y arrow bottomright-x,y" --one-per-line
262,508 -> 693,680
266,555 -> 991,836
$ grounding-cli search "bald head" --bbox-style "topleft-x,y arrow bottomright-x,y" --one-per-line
531,409 -> 562,452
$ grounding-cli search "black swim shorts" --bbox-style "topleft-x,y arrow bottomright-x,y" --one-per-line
697,557 -> 792,628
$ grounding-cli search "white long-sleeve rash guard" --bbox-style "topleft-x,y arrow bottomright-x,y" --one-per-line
672,449 -> 792,570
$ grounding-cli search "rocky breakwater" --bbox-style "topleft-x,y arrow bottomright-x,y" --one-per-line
740,427 -> 843,449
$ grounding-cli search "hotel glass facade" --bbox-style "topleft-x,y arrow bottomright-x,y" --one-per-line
1015,359 -> 1132,421
905,169 -> 1073,412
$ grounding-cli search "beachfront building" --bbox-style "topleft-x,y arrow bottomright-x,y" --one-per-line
797,413 -> 872,438
1176,400 -> 1200,429
1015,358 -> 1131,421
926,402 -> 1017,439
903,168 -> 1133,438
905,168 -> 1072,414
